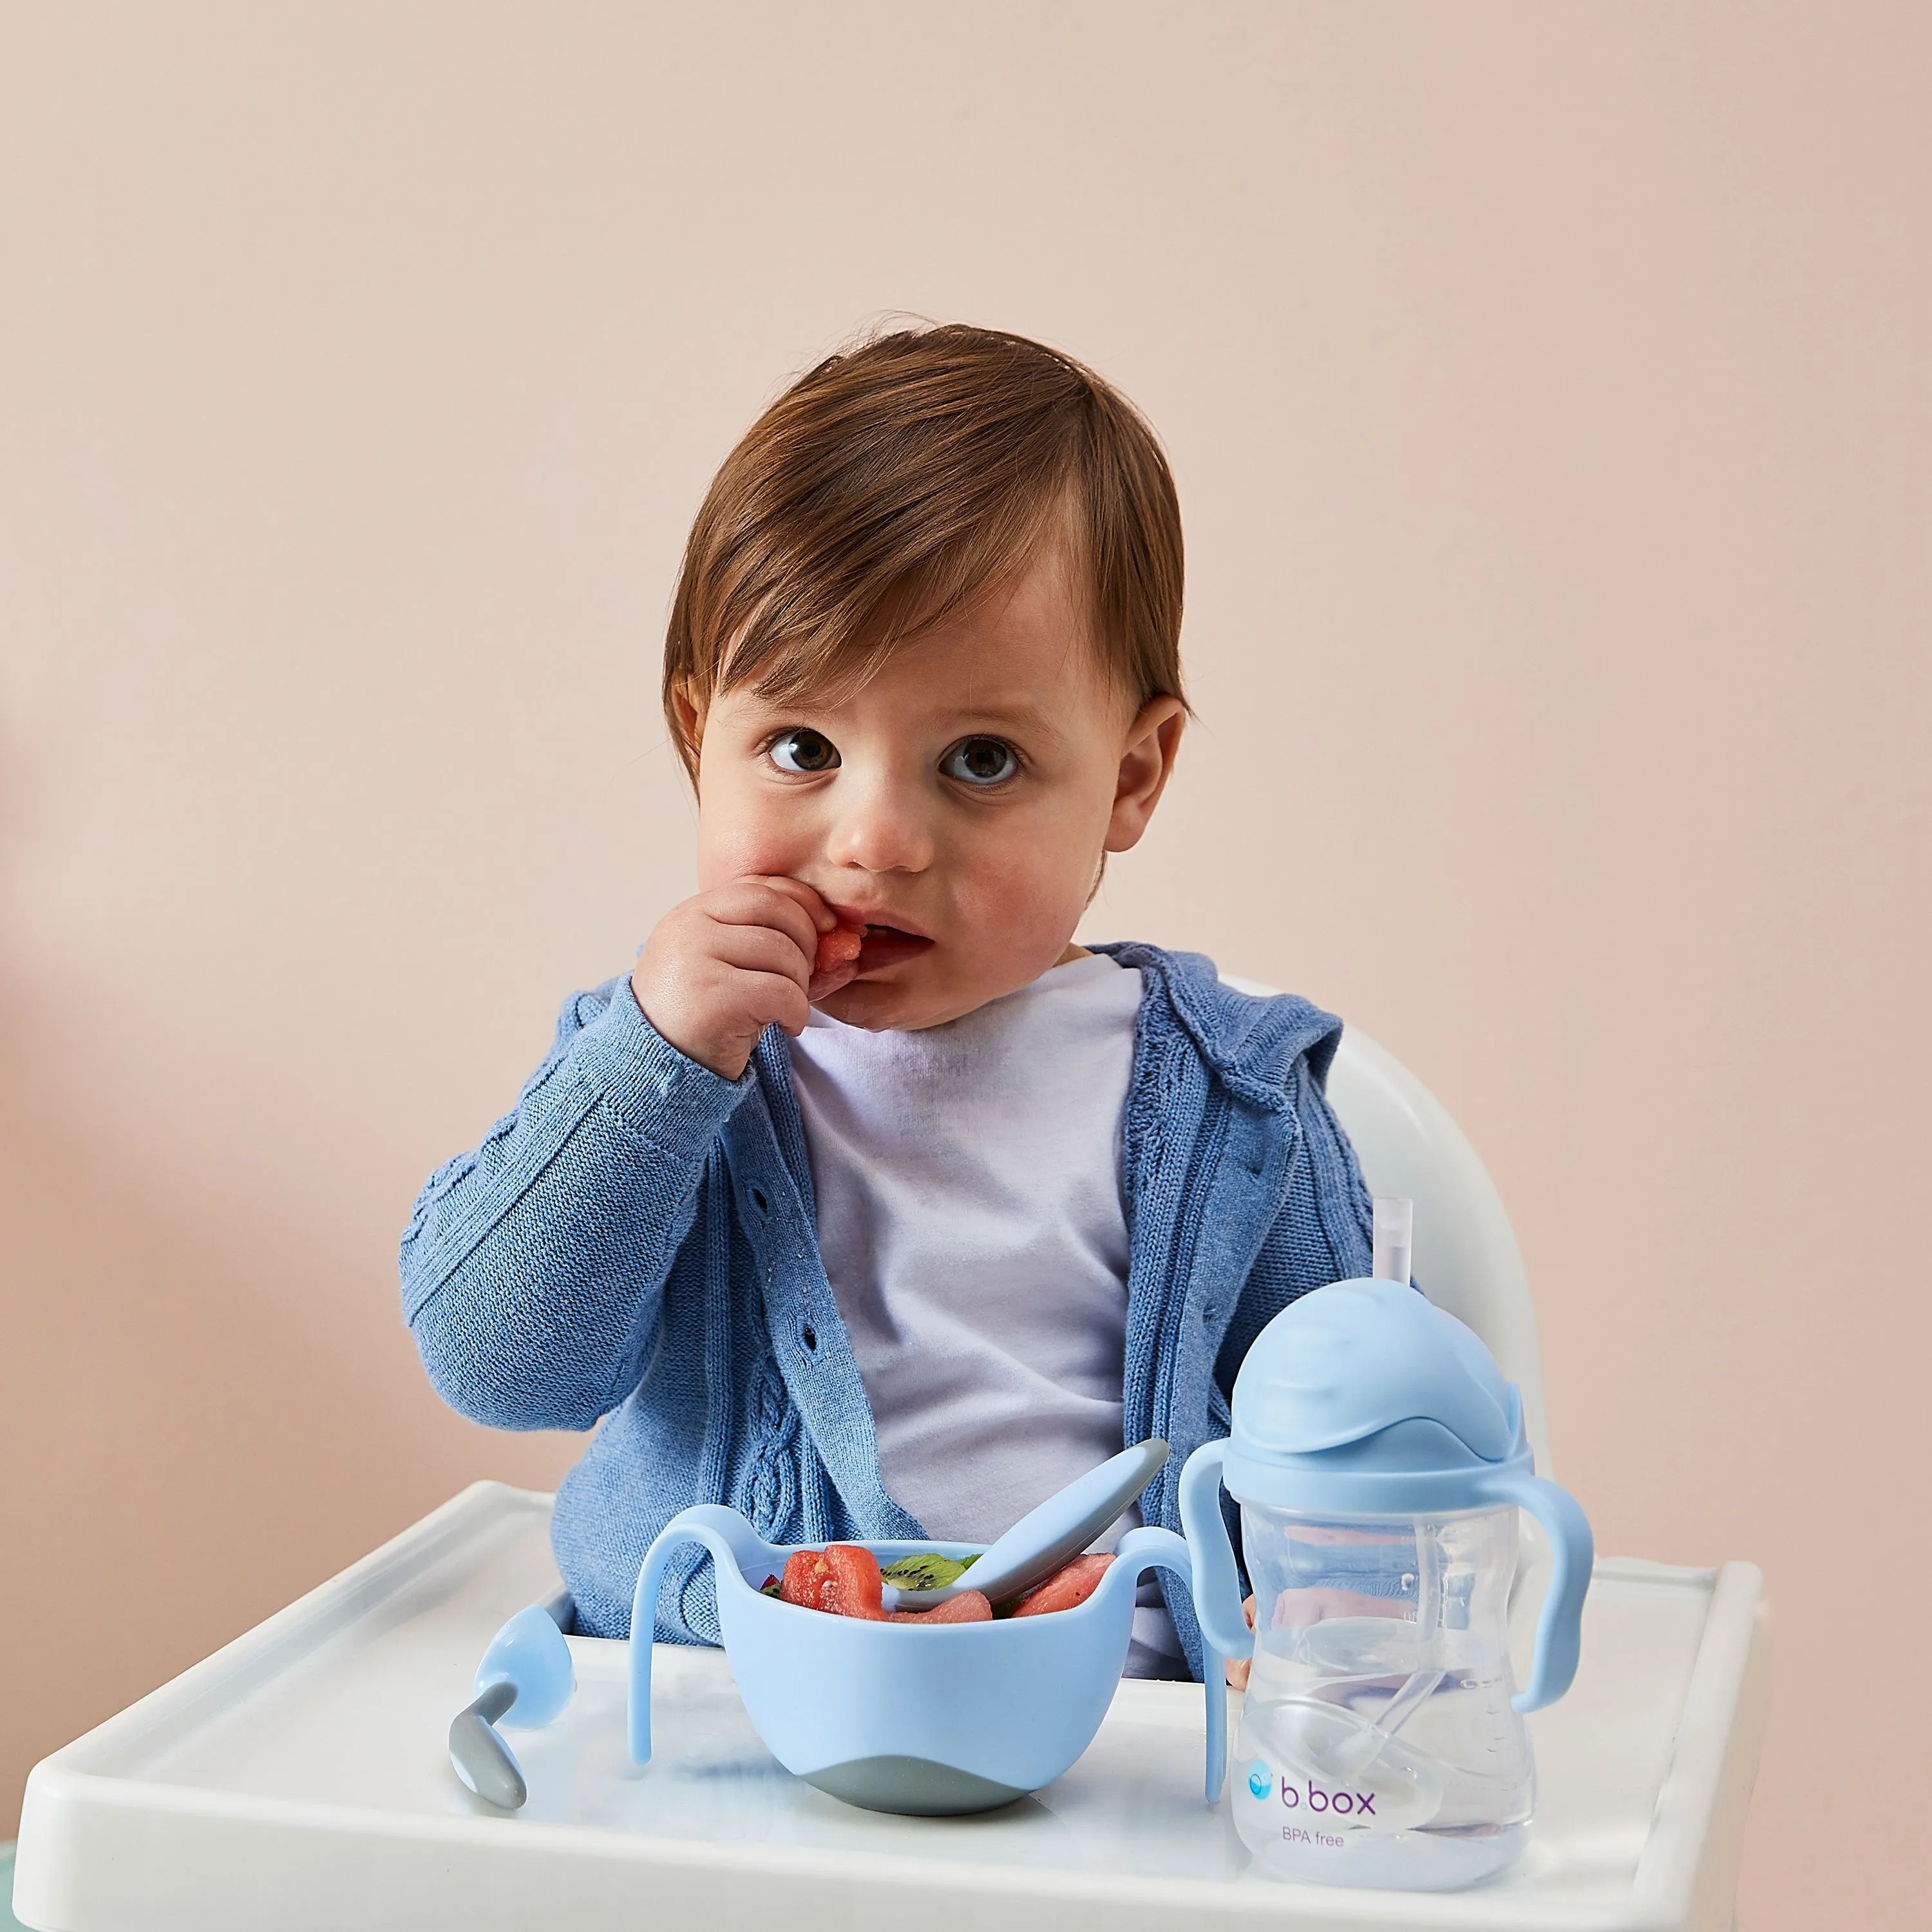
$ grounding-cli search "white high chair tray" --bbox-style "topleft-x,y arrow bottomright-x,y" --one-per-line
14,1483 -> 1767,1932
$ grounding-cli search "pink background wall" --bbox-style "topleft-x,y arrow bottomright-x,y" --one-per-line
3,6 -> 1927,1923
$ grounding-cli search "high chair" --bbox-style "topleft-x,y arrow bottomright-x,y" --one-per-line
1224,979 -> 1553,1476
10,1001 -> 1769,1932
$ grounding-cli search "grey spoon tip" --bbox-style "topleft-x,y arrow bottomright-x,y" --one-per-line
449,1680 -> 527,1810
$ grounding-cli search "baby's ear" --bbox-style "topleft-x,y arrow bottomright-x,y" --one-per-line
1105,697 -> 1186,853
670,679 -> 706,780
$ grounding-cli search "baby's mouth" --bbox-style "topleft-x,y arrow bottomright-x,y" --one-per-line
852,923 -> 934,974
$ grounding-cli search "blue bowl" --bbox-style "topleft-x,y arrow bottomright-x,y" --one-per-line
630,1505 -> 1224,1815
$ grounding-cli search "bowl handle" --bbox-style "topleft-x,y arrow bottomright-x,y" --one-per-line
628,1506 -> 785,1765
1112,1525 -> 1227,1803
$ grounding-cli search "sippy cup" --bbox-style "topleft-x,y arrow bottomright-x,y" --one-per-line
1179,1256 -> 1591,1890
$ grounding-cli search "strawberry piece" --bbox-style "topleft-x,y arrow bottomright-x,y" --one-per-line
1009,1553 -> 1113,1618
889,1589 -> 993,1624
813,925 -> 865,976
779,1543 -> 886,1619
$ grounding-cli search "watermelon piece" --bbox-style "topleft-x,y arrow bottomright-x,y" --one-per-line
779,1543 -> 886,1620
778,1548 -> 824,1611
813,925 -> 865,976
1009,1553 -> 1113,1618
889,1589 -> 993,1624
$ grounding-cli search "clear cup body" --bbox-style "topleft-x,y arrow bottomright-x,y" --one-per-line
1231,1501 -> 1534,1889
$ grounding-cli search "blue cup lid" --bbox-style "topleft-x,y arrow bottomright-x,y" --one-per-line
1223,1278 -> 1533,1513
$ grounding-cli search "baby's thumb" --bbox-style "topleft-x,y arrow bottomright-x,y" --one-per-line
806,960 -> 861,1006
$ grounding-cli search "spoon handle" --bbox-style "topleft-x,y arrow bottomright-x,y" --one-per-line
449,1680 -> 526,1809
897,1438 -> 1171,1606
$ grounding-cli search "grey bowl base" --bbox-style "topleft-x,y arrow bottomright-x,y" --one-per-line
799,1756 -> 1032,1816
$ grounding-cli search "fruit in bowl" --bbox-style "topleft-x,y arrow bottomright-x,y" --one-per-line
766,1541 -> 1112,1626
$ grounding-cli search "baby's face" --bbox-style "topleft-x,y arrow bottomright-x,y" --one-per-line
689,547 -> 1183,1030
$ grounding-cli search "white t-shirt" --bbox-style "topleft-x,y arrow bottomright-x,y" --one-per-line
787,950 -> 1185,1674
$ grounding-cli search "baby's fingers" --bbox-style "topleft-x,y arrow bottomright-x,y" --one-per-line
710,921 -> 814,995
728,967 -> 811,1039
1226,1593 -> 1257,1688
739,874 -> 838,936
702,880 -> 822,969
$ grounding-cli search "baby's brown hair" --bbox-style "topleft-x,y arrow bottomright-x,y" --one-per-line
663,323 -> 1185,779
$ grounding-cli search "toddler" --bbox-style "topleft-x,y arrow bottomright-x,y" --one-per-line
400,324 -> 1372,1680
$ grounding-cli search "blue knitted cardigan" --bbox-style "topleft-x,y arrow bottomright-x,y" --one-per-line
399,942 -> 1373,1678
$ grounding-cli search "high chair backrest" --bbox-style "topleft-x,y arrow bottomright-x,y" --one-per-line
1220,977 -> 1555,1477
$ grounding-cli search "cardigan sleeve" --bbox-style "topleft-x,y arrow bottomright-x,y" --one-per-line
1215,1054 -> 1376,1402
397,974 -> 753,1432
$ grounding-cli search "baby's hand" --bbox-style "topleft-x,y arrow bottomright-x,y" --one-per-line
1225,1594 -> 1257,1690
631,877 -> 862,1080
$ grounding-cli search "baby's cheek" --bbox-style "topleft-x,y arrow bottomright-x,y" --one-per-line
694,822 -> 797,892
956,850 -> 1091,962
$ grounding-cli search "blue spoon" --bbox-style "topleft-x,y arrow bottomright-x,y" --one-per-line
885,1438 -> 1170,1607
448,1589 -> 575,1810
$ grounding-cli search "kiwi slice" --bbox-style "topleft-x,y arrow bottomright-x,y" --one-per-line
878,1551 -> 977,1591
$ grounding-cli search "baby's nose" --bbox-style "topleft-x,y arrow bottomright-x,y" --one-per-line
822,781 -> 935,875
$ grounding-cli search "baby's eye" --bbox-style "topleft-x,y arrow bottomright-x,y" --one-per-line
767,728 -> 840,775
940,737 -> 1019,786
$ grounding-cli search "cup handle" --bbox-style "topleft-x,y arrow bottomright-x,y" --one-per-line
1178,1441 -> 1253,1661
1471,1471 -> 1594,1712
628,1506 -> 785,1764
1112,1525 -> 1226,1803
